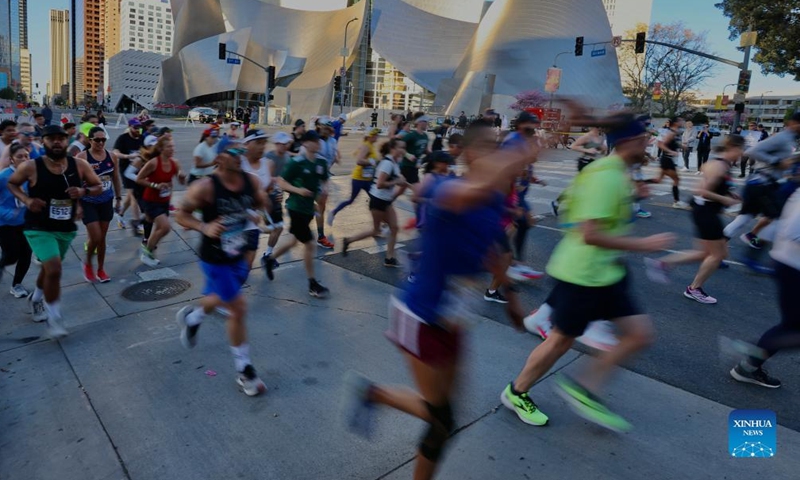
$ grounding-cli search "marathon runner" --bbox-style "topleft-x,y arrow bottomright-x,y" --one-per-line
329,127 -> 381,226
113,118 -> 145,234
0,143 -> 33,298
175,143 -> 269,396
655,118 -> 689,209
7,125 -> 103,337
0,120 -> 17,157
0,123 -> 44,168
190,128 -> 219,183
290,119 -> 306,154
570,126 -> 607,172
240,129 -> 271,267
68,132 -> 90,157
314,118 -> 339,249
261,131 -> 293,259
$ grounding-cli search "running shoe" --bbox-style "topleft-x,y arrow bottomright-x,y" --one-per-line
83,263 -> 97,283
28,293 -> 47,322
309,279 -> 330,298
341,370 -> 375,438
10,284 -> 30,299
317,236 -> 335,249
500,383 -> 549,426
636,209 -> 652,218
730,364 -> 781,389
740,232 -> 762,250
327,211 -> 336,227
507,264 -> 544,282
45,314 -> 69,339
384,257 -> 400,268
96,269 -> 111,283
483,289 -> 508,304
116,216 -> 126,229
576,321 -> 618,352
523,308 -> 551,340
550,200 -> 559,217
407,273 -> 417,284
555,375 -> 631,433
261,253 -> 275,281
176,305 -> 200,349
341,238 -> 351,257
672,201 -> 689,209
742,258 -> 775,275
718,260 -> 730,269
683,286 -> 717,304
236,364 -> 267,396
140,246 -> 160,267
643,258 -> 669,284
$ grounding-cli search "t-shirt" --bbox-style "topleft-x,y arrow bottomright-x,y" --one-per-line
266,151 -> 289,179
281,154 -> 329,215
546,155 -> 633,287
113,132 -> 144,173
69,140 -> 86,155
332,120 -> 344,140
370,158 -> 401,201
192,141 -> 217,177
402,130 -> 429,169
318,137 -> 338,170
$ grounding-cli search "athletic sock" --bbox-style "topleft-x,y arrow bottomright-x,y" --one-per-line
265,246 -> 274,256
488,289 -> 497,295
317,226 -> 325,237
510,382 -> 524,396
44,300 -> 61,319
633,202 -> 641,212
32,287 -> 44,302
143,221 -> 153,240
672,186 -> 680,202
231,343 -> 251,373
186,307 -> 205,326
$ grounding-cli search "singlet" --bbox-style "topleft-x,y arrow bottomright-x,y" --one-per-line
369,156 -> 401,201
199,173 -> 256,264
142,157 -> 177,203
661,131 -> 680,159
25,156 -> 81,232
352,141 -> 379,181
241,155 -> 271,191
82,149 -> 115,204
580,137 -> 605,159
693,158 -> 733,213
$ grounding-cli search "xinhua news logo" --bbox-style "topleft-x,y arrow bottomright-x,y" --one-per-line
728,409 -> 776,458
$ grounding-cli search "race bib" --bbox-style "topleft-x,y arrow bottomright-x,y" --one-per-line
159,186 -> 171,198
361,167 -> 375,179
220,224 -> 246,257
49,199 -> 73,220
100,175 -> 112,192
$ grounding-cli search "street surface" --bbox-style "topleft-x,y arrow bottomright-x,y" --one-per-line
1,120 -> 799,479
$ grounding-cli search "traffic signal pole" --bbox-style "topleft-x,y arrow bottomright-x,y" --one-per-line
733,44 -> 752,131
218,44 -> 275,126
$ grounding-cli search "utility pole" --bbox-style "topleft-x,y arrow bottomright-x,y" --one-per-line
733,42 -> 752,131
218,43 -> 275,126
340,17 -> 359,115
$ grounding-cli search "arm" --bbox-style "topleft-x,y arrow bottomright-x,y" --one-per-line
355,144 -> 371,166
135,161 -> 160,188
111,152 -> 123,204
657,132 -> 679,155
0,146 -> 10,169
744,133 -> 790,165
581,220 -> 674,252
175,178 -> 219,236
74,158 -> 103,198
276,163 -> 313,197
569,134 -> 597,155
0,172 -> 23,222
7,162 -> 45,212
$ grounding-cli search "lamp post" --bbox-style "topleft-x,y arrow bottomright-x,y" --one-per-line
340,17 -> 359,115
757,90 -> 773,124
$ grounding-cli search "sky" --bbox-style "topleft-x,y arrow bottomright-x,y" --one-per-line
26,0 -> 798,102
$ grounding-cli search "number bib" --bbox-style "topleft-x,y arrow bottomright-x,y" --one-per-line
159,186 -> 171,198
49,199 -> 73,220
220,223 -> 246,258
100,175 -> 112,192
361,166 -> 375,179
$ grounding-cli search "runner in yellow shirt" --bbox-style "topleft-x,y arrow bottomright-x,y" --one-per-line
328,128 -> 382,226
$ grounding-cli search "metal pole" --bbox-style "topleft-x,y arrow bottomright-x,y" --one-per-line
340,18 -> 358,115
264,68 -> 269,126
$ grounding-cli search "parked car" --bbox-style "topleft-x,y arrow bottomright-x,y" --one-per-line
188,107 -> 218,123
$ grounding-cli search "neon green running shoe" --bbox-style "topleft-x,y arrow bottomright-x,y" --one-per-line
555,375 -> 632,433
501,383 -> 549,426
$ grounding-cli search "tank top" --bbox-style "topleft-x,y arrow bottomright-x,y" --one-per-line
25,156 -> 81,232
82,149 -> 115,204
693,158 -> 733,213
199,173 -> 256,264
352,141 -> 378,181
241,155 -> 271,191
142,157 -> 177,203
580,136 -> 605,159
661,131 -> 680,159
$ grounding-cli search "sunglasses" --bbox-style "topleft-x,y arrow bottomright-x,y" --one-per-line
20,131 -> 36,137
92,137 -> 107,143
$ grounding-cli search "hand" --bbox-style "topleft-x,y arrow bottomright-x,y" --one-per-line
297,188 -> 314,198
26,198 -> 46,213
639,233 -> 676,252
587,148 -> 599,155
66,186 -> 85,199
202,220 -> 226,239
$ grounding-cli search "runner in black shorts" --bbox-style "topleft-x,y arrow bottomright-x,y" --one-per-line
655,118 -> 688,208
113,118 -> 144,234
644,135 -> 745,305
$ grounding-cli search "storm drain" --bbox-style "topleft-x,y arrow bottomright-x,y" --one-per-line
121,279 -> 192,302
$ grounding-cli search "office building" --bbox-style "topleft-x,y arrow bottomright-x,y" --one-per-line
603,0 -> 653,37
108,49 -> 166,112
83,0 -> 104,103
20,47 -> 30,96
120,0 -> 174,56
51,9 -> 70,101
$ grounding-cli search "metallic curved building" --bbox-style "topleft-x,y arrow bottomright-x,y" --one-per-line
157,0 -> 624,119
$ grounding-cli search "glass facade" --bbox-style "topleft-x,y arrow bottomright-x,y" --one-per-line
0,0 -> 11,89
71,0 -> 85,104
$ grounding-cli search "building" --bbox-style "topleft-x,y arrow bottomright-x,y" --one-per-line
694,94 -> 800,134
83,0 -> 104,104
108,49 -> 166,112
103,0 -> 121,103
602,0 -> 653,38
120,0 -> 175,56
20,47 -> 30,96
0,0 -> 24,92
50,9 -> 70,101
70,0 -> 83,104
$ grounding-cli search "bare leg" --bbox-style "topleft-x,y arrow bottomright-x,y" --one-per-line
689,240 -> 726,289
750,217 -> 773,237
302,240 -> 315,278
513,330 -> 575,392
41,258 -> 62,303
84,222 -> 101,269
386,206 -> 398,259
225,295 -> 248,347
146,214 -> 171,251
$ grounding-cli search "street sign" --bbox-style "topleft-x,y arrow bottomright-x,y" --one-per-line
544,67 -> 562,93
612,36 -> 622,48
591,48 -> 606,58
715,95 -> 723,110
740,31 -> 757,47
652,82 -> 662,100
733,93 -> 745,103
226,57 -> 241,65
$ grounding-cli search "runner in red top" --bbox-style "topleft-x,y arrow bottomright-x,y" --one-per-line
135,136 -> 185,266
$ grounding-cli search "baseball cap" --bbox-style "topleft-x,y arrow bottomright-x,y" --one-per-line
272,131 -> 293,144
294,119 -> 306,128
203,128 -> 220,137
217,135 -> 243,154
605,114 -> 648,147
368,127 -> 382,136
128,118 -> 142,128
415,115 -> 432,124
141,119 -> 155,127
515,111 -> 540,125
231,121 -> 241,127
244,129 -> 269,142
41,125 -> 68,138
155,126 -> 172,137
338,113 -> 348,120
318,117 -> 334,127
427,150 -> 454,165
301,130 -> 320,142
143,135 -> 158,147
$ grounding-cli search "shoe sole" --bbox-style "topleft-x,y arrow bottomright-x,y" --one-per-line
309,291 -> 329,299
176,306 -> 196,349
739,234 -> 761,250
683,291 -> 717,304
10,289 -> 28,299
554,386 -> 630,433
384,263 -> 400,268
236,377 -> 267,396
500,391 -> 548,426
729,367 -> 780,389
483,296 -> 508,304
317,243 -> 334,250
97,277 -> 111,283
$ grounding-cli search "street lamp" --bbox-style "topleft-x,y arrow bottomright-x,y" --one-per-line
758,90 -> 773,124
718,83 -> 737,126
340,17 -> 359,114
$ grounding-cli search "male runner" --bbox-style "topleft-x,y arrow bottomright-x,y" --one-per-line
175,143 -> 269,396
240,129 -> 271,267
113,118 -> 145,233
314,119 -> 338,249
261,131 -> 293,260
7,125 -> 103,337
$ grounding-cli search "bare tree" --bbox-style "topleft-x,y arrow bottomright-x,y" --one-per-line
618,22 -> 717,117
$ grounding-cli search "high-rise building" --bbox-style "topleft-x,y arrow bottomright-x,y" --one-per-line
50,9 -> 70,100
0,0 -> 23,92
71,0 -> 84,104
603,0 -> 653,37
83,0 -> 104,103
120,0 -> 174,56
105,0 -> 121,60
18,0 -> 26,48
20,47 -> 30,96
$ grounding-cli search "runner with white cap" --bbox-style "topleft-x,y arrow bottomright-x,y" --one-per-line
240,129 -> 271,267
261,131 -> 292,262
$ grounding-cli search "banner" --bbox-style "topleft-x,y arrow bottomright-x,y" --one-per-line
652,82 -> 662,100
544,67 -> 562,93
715,95 -> 723,110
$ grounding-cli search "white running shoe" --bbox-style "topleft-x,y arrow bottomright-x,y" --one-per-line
684,286 -> 717,304
236,365 -> 267,396
176,306 -> 200,349
45,315 -> 69,339
140,246 -> 160,267
327,212 -> 336,227
507,264 -> 545,282
672,201 -> 689,209
10,284 -> 30,298
644,258 -> 670,284
523,305 -> 553,340
576,321 -> 618,351
28,293 -> 47,322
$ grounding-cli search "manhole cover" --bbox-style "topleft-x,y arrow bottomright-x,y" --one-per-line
121,279 -> 192,302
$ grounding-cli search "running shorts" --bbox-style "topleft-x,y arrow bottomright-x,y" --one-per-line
385,296 -> 462,366
740,182 -> 780,219
400,164 -> 420,185
577,157 -> 594,172
546,275 -> 642,337
143,201 -> 170,220
368,194 -> 392,212
80,199 -> 114,225
23,230 -> 76,263
690,202 -> 724,241
659,156 -> 677,171
288,209 -> 314,244
244,229 -> 260,252
200,260 -> 249,303
268,192 -> 284,225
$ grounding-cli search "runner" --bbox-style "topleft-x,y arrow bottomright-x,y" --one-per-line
67,132 -> 90,157
261,131 -> 293,261
76,127 -> 122,283
175,143 -> 269,396
570,126 -> 606,172
400,116 -> 431,191
501,111 -> 675,432
290,119 -> 306,154
239,129 -> 271,267
654,118 -> 689,208
190,128 -> 219,183
0,119 -> 17,157
227,121 -> 242,139
314,118 -> 338,249
0,144 -> 33,298
643,135 -> 745,304
113,118 -> 145,234
341,138 -> 407,267
6,125 -> 103,336
136,136 -> 186,267
0,123 -> 44,168
341,121 -> 531,480
328,127 -> 381,226
332,113 -> 347,141
262,130 -> 330,298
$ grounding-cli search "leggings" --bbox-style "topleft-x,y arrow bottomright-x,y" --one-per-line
332,179 -> 373,217
750,262 -> 800,367
0,224 -> 32,286
697,149 -> 710,169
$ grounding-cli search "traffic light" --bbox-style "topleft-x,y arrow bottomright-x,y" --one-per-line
268,94 -> 274,102
635,32 -> 646,54
737,69 -> 752,94
574,36 -> 584,56
267,66 -> 276,90
334,76 -> 342,91
218,43 -> 226,60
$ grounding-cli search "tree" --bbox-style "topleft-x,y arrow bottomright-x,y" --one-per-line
691,112 -> 710,125
508,90 -> 547,111
716,0 -> 800,80
720,110 -> 747,126
618,22 -> 718,117
785,101 -> 800,122
0,87 -> 15,100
